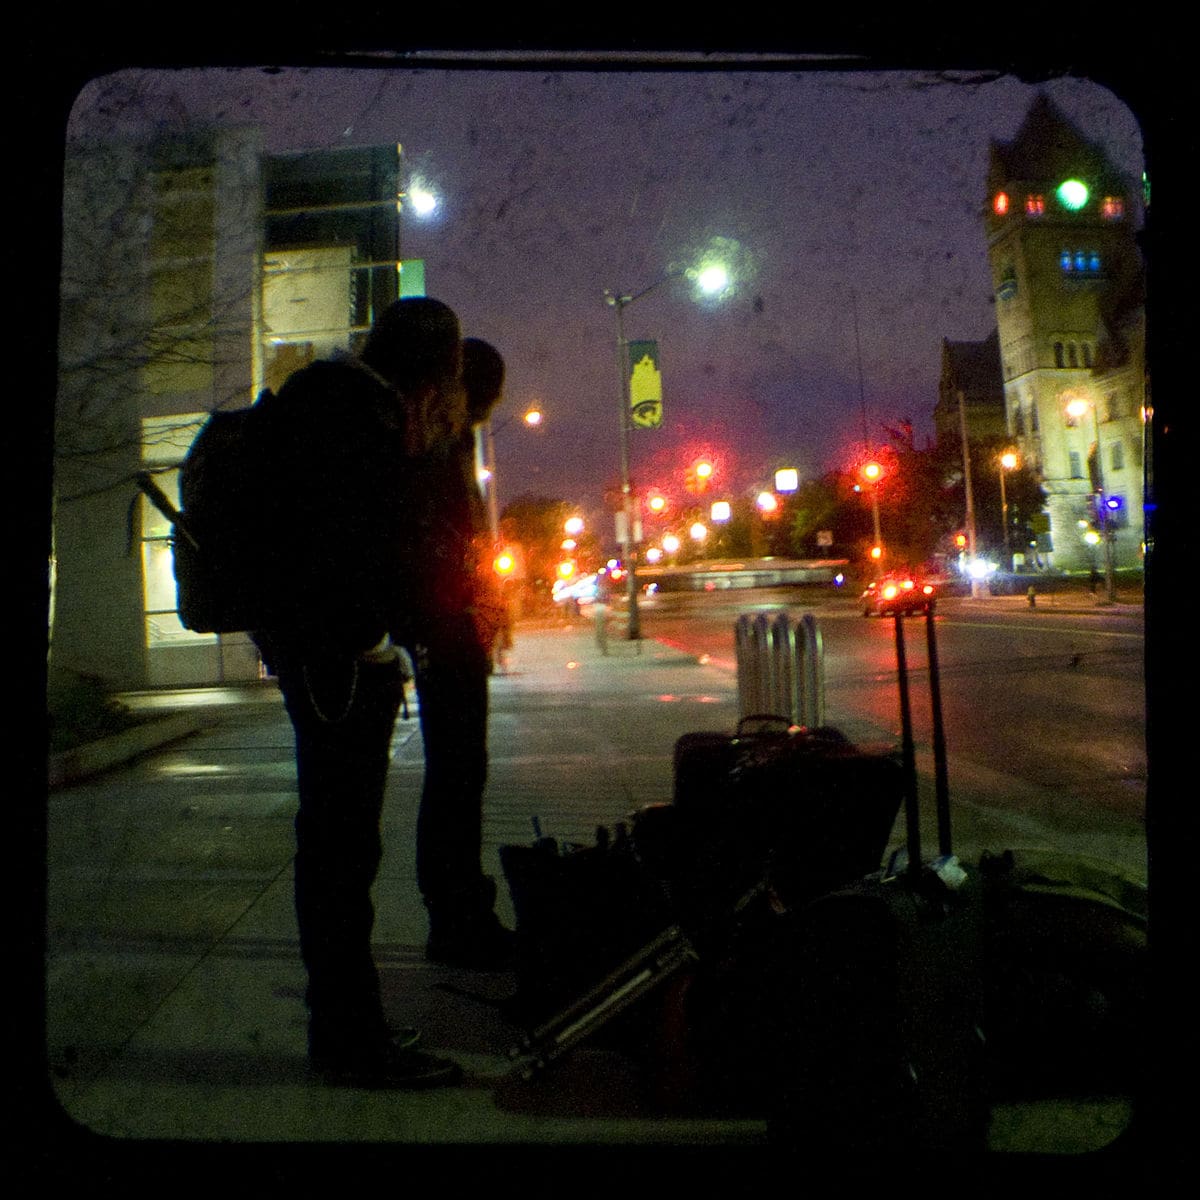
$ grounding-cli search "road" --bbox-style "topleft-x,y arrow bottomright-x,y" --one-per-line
636,586 -> 1147,880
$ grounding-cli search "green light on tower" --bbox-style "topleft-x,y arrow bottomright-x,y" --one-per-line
1056,179 -> 1090,211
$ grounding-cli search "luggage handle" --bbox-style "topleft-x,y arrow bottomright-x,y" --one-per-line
892,601 -> 953,880
736,713 -> 797,735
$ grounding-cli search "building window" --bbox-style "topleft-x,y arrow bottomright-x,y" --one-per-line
1067,343 -> 1078,368
993,191 -> 1010,215
1069,450 -> 1083,479
1060,249 -> 1102,275
1111,442 -> 1125,471
1025,194 -> 1045,215
1030,404 -> 1039,433
1014,404 -> 1025,435
141,415 -> 215,647
1082,343 -> 1093,368
1054,342 -> 1065,368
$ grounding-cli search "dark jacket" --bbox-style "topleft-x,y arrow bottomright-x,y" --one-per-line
254,356 -> 429,663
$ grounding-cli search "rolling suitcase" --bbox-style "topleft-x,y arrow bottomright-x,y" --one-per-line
773,601 -> 989,1156
669,715 -> 906,920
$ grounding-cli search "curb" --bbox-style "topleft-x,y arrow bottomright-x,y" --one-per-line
48,712 -> 211,790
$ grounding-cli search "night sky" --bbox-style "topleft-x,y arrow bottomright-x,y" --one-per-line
67,60 -> 1145,539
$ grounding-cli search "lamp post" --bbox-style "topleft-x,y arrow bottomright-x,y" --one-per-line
1066,397 -> 1116,603
604,260 -> 731,639
478,405 -> 544,544
956,390 -> 982,598
999,451 -> 1018,571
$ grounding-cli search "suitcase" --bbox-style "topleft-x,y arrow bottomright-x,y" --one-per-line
772,602 -> 990,1155
669,715 -> 906,921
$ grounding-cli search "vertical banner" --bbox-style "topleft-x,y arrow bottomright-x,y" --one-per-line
627,339 -> 663,429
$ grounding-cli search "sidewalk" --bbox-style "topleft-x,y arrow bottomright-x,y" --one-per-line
40,617 -> 1138,1164
44,620 -> 768,1153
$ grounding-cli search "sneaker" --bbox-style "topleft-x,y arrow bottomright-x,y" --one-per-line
310,1042 -> 463,1090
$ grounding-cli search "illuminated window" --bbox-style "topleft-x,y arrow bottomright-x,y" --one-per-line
1060,249 -> 1101,275
1101,196 -> 1124,220
1025,194 -> 1045,215
141,415 -> 215,647
993,191 -> 1010,215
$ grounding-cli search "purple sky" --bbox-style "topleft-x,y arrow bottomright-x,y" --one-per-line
68,62 -> 1145,538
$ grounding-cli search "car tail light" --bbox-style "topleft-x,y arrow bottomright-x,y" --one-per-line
882,585 -> 898,600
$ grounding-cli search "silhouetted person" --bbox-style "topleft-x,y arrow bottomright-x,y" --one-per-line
253,298 -> 468,1088
410,337 -> 514,968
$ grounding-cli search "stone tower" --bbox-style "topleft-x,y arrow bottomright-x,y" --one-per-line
984,95 -> 1145,572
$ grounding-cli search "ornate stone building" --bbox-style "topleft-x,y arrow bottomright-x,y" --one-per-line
983,95 -> 1146,571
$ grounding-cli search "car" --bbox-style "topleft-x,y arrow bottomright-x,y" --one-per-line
861,573 -> 937,617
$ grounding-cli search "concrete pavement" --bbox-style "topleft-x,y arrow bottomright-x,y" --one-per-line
39,613 -> 1142,1165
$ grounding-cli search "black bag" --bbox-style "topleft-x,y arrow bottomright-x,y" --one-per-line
499,823 -> 675,1031
772,605 -> 990,1156
138,390 -> 280,634
670,716 -> 905,917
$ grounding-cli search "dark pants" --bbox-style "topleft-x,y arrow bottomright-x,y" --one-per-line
411,625 -> 491,904
277,654 -> 404,1033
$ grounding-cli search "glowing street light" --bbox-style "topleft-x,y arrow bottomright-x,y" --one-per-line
1064,395 -> 1116,602
774,468 -> 799,493
999,451 -> 1019,569
858,459 -> 886,578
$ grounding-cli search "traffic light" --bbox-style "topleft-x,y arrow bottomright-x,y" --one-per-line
954,532 -> 968,550
493,548 -> 517,577
860,460 -> 884,484
685,458 -> 715,494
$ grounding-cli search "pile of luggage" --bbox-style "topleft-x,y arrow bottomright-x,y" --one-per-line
500,606 -> 1147,1153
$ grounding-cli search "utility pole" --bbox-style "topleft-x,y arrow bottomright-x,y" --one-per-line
957,390 -> 981,598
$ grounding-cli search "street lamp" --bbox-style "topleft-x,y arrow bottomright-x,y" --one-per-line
604,259 -> 731,638
999,451 -> 1018,571
1065,396 -> 1116,603
479,404 -> 545,543
859,459 -> 885,579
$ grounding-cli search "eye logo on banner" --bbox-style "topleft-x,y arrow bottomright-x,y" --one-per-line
627,340 -> 663,429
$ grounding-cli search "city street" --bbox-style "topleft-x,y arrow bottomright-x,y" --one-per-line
639,586 -> 1147,880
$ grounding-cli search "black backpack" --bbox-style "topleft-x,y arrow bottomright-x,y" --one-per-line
137,388 -> 281,634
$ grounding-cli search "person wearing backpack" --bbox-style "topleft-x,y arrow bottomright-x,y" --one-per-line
409,337 -> 515,970
254,298 -> 470,1090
